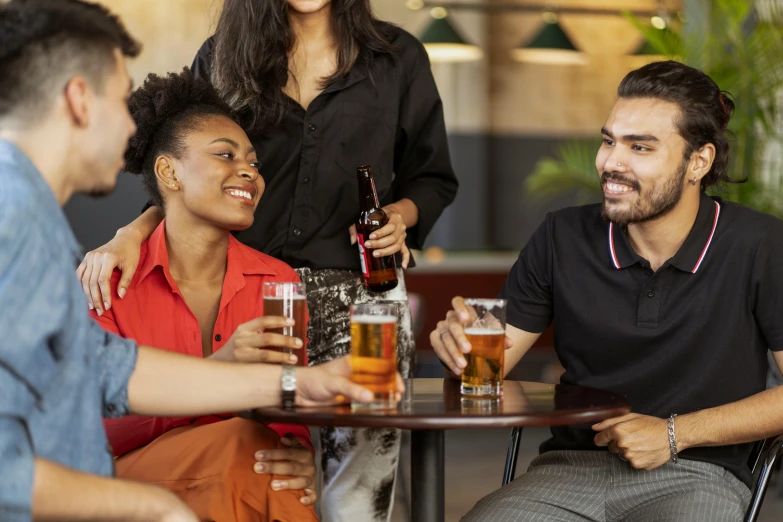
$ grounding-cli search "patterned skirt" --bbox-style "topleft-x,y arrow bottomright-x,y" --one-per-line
294,267 -> 415,522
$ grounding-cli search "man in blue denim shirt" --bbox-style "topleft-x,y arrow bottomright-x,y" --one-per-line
0,3 -> 390,520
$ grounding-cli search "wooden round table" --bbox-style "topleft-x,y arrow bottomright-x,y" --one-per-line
251,378 -> 630,522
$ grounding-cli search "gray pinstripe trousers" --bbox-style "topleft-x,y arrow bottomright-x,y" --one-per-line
462,451 -> 751,522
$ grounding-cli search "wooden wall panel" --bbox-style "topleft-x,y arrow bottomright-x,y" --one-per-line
95,0 -> 220,85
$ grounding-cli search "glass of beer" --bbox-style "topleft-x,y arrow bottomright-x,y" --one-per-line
262,282 -> 307,366
350,303 -> 398,409
461,298 -> 507,397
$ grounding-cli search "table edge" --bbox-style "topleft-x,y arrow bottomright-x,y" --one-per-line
249,404 -> 632,431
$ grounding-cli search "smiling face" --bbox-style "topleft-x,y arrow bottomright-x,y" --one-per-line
157,114 -> 264,231
596,97 -> 694,227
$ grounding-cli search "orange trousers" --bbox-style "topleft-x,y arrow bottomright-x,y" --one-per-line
115,418 -> 319,522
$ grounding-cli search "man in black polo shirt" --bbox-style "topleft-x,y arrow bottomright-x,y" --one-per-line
431,60 -> 783,521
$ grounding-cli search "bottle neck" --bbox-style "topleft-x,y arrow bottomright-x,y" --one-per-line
357,174 -> 380,212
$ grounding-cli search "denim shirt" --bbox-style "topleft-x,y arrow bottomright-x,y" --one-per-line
0,140 -> 138,521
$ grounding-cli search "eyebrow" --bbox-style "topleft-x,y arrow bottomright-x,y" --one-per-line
601,127 -> 659,143
209,138 -> 240,148
209,138 -> 255,155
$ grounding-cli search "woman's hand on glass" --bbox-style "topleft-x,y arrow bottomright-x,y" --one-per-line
211,316 -> 303,365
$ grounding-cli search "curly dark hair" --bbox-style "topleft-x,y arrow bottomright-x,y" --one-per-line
0,0 -> 140,122
618,61 -> 741,191
124,68 -> 238,209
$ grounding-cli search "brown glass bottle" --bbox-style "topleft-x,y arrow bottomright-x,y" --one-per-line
356,165 -> 398,293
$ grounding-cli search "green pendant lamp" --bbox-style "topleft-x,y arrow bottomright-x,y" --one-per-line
419,7 -> 483,63
511,13 -> 587,65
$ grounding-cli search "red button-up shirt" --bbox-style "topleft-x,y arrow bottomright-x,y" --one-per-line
91,222 -> 311,456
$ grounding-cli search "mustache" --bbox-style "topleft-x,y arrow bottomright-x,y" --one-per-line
601,172 -> 641,192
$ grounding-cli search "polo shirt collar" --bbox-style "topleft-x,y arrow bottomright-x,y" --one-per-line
608,192 -> 721,274
138,221 -> 278,291
0,139 -> 82,259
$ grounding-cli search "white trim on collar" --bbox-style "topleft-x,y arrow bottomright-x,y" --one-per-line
607,200 -> 721,272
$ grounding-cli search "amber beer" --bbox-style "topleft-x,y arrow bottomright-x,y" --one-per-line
350,303 -> 398,408
262,282 -> 307,366
356,166 -> 398,293
462,329 -> 505,396
460,299 -> 507,397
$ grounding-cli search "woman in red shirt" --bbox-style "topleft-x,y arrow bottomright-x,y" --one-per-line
90,69 -> 319,522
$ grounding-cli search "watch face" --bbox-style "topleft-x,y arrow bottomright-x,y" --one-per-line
281,365 -> 297,409
282,365 -> 297,390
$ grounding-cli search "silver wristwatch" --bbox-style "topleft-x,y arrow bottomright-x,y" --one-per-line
281,365 -> 297,410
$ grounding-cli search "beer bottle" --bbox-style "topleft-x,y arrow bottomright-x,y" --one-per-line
356,165 -> 398,293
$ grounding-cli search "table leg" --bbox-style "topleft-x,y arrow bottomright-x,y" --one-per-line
411,429 -> 444,522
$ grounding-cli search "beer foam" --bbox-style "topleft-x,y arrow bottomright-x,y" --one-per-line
464,328 -> 505,335
352,315 -> 397,324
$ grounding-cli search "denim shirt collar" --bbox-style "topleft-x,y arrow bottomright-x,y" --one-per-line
0,139 -> 82,259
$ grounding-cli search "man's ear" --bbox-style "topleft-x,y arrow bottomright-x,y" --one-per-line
63,76 -> 92,128
690,143 -> 716,185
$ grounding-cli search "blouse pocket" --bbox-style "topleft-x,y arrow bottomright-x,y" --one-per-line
337,102 -> 396,197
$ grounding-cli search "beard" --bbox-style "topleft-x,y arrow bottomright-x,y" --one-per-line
600,158 -> 688,227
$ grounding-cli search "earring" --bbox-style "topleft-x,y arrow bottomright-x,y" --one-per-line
691,178 -> 698,185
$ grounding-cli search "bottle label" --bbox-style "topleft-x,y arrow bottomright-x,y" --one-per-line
357,233 -> 370,279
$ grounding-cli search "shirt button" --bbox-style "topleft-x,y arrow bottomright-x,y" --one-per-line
215,334 -> 222,342
308,124 -> 316,132
302,177 -> 310,184
647,290 -> 655,298
293,227 -> 302,236
107,404 -> 116,413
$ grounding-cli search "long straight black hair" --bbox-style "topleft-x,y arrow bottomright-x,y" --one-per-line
211,0 -> 396,135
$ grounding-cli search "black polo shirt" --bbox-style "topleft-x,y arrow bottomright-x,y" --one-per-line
188,24 -> 458,270
500,192 -> 783,487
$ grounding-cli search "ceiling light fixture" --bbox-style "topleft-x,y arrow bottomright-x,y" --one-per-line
511,12 -> 587,65
419,7 -> 484,63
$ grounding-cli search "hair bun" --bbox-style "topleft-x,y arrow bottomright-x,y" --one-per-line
123,67 -> 234,175
718,91 -> 735,130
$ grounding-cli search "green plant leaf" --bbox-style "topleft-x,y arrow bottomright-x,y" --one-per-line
526,141 -> 602,203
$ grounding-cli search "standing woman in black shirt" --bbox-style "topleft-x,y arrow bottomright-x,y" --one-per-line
77,1 -> 458,520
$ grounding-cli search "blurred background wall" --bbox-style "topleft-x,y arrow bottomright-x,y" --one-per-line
64,0 -> 680,253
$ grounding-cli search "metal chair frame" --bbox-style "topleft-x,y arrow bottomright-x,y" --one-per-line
502,427 -> 783,522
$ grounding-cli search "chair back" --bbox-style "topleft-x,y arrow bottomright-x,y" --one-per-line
745,435 -> 783,522
748,438 -> 768,475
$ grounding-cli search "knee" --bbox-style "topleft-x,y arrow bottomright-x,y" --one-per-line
217,419 -> 280,477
